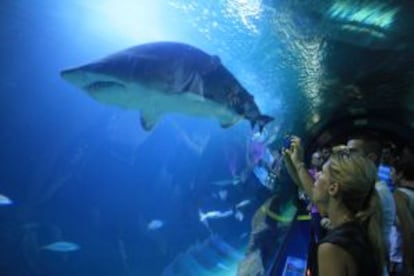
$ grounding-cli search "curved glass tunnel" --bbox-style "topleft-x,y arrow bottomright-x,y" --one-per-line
1,0 -> 414,275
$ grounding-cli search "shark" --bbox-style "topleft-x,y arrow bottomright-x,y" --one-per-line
61,42 -> 273,131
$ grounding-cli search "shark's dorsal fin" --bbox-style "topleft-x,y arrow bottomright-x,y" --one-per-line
140,110 -> 162,131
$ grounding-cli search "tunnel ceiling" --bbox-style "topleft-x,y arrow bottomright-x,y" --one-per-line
263,0 -> 414,146
307,37 -> 414,145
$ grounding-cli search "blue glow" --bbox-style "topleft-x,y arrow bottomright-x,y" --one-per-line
83,0 -> 175,44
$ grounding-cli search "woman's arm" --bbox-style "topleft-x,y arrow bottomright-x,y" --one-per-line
318,243 -> 356,276
283,136 -> 315,198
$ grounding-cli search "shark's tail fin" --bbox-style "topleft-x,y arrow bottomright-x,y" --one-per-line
251,115 -> 274,132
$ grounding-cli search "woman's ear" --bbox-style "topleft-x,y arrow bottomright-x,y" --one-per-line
328,182 -> 339,196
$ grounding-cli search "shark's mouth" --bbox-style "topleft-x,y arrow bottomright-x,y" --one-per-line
84,81 -> 125,92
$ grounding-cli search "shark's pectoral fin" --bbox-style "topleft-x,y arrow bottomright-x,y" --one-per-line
219,117 -> 240,129
140,110 -> 163,131
220,121 -> 236,128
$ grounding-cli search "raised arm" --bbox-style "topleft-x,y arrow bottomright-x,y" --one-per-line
283,136 -> 316,199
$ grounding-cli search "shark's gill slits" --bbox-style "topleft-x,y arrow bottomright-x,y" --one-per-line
84,81 -> 125,92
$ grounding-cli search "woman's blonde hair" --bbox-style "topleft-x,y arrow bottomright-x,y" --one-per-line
328,148 -> 385,269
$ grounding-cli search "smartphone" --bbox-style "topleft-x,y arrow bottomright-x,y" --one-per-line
283,135 -> 292,149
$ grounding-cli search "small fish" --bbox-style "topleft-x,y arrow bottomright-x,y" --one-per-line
147,220 -> 164,230
42,241 -> 80,252
199,209 -> 234,222
218,190 -> 228,201
234,210 -> 244,221
199,209 -> 234,231
0,194 -> 13,205
211,177 -> 241,186
235,199 -> 251,209
216,262 -> 231,271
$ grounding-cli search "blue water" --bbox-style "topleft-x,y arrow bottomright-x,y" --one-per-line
0,0 -> 293,275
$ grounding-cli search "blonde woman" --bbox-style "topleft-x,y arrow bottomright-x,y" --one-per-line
284,137 -> 385,276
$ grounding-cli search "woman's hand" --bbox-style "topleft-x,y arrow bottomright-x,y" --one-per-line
284,136 -> 305,168
282,136 -> 304,187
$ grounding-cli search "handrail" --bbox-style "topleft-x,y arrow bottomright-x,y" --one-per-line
265,210 -> 301,275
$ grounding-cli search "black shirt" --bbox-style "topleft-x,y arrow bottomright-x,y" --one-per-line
311,221 -> 381,276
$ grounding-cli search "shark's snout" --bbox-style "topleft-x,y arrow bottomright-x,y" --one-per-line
61,66 -> 124,92
60,68 -> 77,79
60,67 -> 87,87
